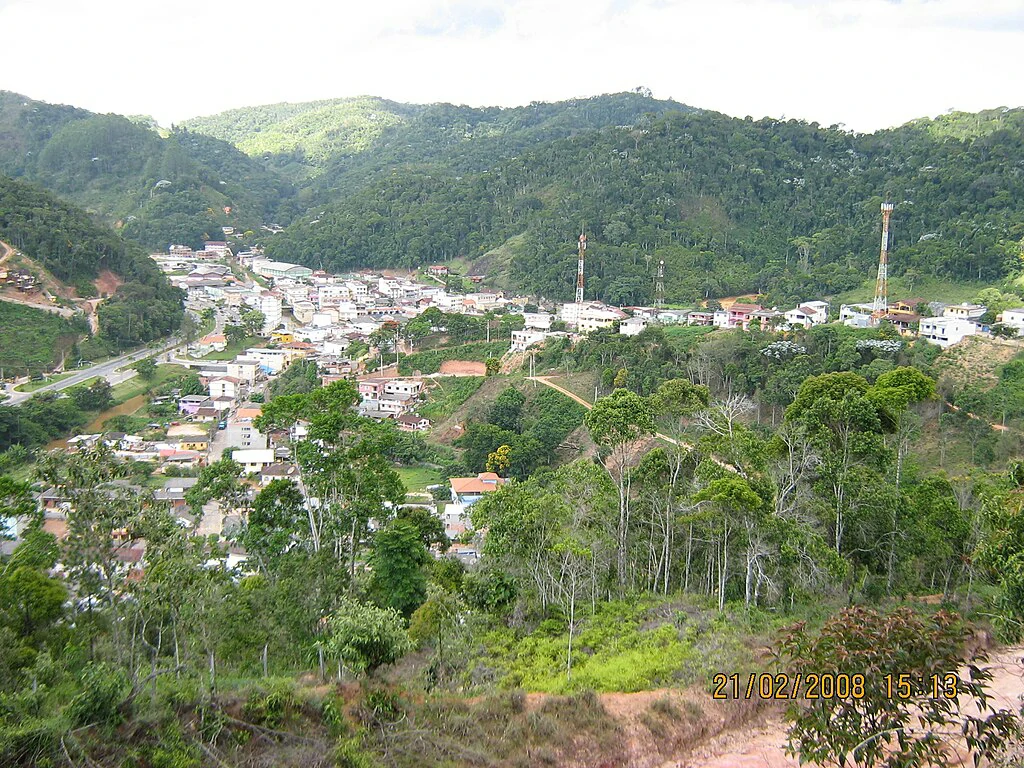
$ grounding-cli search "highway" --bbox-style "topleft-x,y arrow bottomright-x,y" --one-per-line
2,336 -> 184,407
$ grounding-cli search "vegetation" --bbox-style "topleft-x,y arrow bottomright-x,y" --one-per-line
0,91 -> 293,249
0,302 -> 85,376
0,175 -> 184,348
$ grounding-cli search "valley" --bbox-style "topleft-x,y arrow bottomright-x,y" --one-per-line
3,90 -> 1024,767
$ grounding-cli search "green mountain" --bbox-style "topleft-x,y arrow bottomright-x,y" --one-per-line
0,91 -> 294,251
258,105 -> 1024,306
0,174 -> 184,350
181,96 -> 422,182
9,88 -> 1024,309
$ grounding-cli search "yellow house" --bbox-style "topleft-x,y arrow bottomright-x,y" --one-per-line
179,438 -> 209,452
271,331 -> 294,344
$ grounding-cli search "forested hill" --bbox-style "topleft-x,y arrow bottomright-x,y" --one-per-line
0,175 -> 183,346
262,105 -> 1024,307
182,92 -> 694,188
0,91 -> 293,250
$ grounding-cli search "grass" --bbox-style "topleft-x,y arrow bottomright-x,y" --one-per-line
830,275 -> 990,306
396,465 -> 441,494
15,371 -> 77,392
197,335 -> 263,361
662,325 -> 718,348
0,301 -> 81,376
110,364 -> 191,403
419,376 -> 484,421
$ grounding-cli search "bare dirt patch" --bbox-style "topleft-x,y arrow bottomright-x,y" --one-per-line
94,269 -> 123,297
439,360 -> 486,376
935,335 -> 1021,391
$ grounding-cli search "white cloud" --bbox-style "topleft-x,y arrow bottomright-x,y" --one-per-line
0,0 -> 1020,131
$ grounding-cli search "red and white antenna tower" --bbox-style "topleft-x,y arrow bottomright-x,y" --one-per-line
874,202 -> 894,314
575,231 -> 587,304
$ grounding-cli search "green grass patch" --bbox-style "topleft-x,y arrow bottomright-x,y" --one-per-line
420,376 -> 485,421
662,324 -> 718,349
110,364 -> 191,403
830,275 -> 990,306
0,301 -> 82,376
199,335 -> 264,361
396,465 -> 441,494
15,371 -> 77,392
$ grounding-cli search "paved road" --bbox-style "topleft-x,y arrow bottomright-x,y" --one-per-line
3,336 -> 184,406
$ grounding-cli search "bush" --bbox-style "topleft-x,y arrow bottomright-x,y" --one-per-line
66,663 -> 129,728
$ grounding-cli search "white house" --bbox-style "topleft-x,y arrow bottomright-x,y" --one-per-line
997,308 -> 1024,333
919,317 -> 980,348
943,303 -> 987,321
232,449 -> 276,475
209,377 -> 242,400
784,301 -> 829,328
227,358 -> 260,385
384,379 -> 423,397
511,329 -> 548,351
522,312 -> 553,330
619,317 -> 648,336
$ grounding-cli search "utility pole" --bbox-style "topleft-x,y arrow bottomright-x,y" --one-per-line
655,259 -> 665,309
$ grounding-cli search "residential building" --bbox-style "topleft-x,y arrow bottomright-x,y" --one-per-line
997,308 -> 1024,333
259,293 -> 283,334
396,414 -> 431,432
259,463 -> 301,486
783,301 -> 829,328
619,316 -> 648,336
943,303 -> 987,321
232,449 -> 276,475
522,312 -> 553,330
449,472 -> 506,506
511,329 -> 548,351
384,379 -> 423,397
919,317 -> 980,347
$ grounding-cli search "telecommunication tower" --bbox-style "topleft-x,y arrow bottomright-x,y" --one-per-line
575,231 -> 587,304
873,202 -> 894,314
655,259 -> 665,308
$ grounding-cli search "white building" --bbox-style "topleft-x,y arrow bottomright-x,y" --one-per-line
784,301 -> 829,328
232,449 -> 275,474
997,308 -> 1024,333
619,317 -> 648,336
259,293 -> 283,334
943,303 -> 987,321
919,317 -> 980,348
511,329 -> 548,351
522,312 -> 553,330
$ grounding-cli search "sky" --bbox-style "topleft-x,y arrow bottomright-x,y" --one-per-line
1,0 -> 1021,132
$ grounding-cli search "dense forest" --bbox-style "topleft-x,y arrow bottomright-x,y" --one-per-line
7,89 -> 1024,309
0,91 -> 293,250
264,105 -> 1024,306
0,175 -> 184,347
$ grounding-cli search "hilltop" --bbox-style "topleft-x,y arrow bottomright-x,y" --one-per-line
0,91 -> 293,251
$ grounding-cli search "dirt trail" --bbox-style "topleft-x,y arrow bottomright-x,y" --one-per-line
528,375 -> 741,473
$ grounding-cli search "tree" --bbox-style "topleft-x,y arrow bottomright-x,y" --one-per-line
778,607 -> 1018,768
71,378 -> 113,411
326,597 -> 411,676
245,479 -> 308,573
133,357 -> 157,380
242,309 -> 266,335
485,357 -> 501,376
368,519 -> 430,617
585,389 -> 655,587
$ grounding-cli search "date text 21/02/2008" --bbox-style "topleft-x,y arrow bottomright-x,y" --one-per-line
711,672 -> 961,700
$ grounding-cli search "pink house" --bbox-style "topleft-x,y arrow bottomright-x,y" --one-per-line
727,303 -> 763,330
